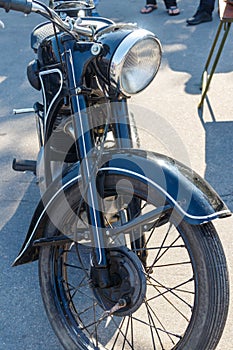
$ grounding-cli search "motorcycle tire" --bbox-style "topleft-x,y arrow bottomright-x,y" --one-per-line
39,172 -> 229,350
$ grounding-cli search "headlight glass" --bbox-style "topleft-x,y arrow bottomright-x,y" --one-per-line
110,30 -> 161,95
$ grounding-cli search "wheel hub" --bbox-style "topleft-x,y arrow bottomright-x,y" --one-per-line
91,247 -> 146,316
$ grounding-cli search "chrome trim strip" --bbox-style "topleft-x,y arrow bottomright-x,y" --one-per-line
100,167 -> 230,220
39,68 -> 63,129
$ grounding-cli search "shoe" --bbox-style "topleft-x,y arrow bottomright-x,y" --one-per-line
186,11 -> 212,25
167,6 -> 180,16
140,4 -> 158,14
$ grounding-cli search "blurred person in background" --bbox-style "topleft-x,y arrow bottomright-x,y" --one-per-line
140,0 -> 180,15
92,0 -> 100,16
186,0 -> 215,25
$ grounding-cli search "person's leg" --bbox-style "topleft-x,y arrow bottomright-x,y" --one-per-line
146,0 -> 157,4
92,0 -> 100,16
140,0 -> 158,14
164,0 -> 180,15
164,0 -> 177,9
199,0 -> 215,14
186,0 -> 215,25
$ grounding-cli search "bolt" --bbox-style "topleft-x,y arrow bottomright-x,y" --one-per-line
76,87 -> 82,94
91,43 -> 102,56
118,298 -> 127,308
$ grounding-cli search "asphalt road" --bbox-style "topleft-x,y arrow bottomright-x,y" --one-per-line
0,0 -> 232,349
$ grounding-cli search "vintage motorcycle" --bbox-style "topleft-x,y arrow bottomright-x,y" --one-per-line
0,0 -> 231,349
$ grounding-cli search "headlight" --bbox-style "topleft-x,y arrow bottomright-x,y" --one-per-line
110,29 -> 162,95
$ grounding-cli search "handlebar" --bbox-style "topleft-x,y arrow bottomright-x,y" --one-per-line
0,0 -> 93,37
0,0 -> 32,14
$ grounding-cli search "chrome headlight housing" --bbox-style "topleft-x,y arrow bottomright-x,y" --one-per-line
109,29 -> 162,95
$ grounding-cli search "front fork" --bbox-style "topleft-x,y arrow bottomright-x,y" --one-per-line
64,40 -> 133,288
110,98 -> 133,149
72,93 -> 109,285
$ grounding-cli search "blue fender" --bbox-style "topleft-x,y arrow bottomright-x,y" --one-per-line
13,149 -> 231,266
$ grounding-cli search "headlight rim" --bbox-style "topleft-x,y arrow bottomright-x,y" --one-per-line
109,28 -> 162,95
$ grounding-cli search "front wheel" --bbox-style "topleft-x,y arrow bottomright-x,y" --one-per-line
39,174 -> 229,350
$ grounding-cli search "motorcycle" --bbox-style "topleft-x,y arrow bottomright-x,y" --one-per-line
0,0 -> 231,349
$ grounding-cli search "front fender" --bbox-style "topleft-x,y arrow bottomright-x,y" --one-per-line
101,149 -> 230,222
13,149 -> 231,266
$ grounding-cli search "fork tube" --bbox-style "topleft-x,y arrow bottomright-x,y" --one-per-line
64,43 -> 107,269
74,95 -> 107,266
111,99 -> 132,148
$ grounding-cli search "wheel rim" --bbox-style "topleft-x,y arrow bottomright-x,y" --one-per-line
47,194 -> 196,350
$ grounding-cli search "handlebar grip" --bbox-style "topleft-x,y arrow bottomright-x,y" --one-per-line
0,0 -> 32,14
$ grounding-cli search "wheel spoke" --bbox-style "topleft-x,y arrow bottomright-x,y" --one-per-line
154,261 -> 191,268
110,316 -> 127,350
147,233 -> 182,271
63,274 -> 89,296
110,316 -> 134,350
92,302 -> 99,347
121,316 -> 131,350
145,300 -> 158,349
130,315 -> 134,349
63,262 -> 89,271
152,222 -> 173,263
145,299 -> 182,344
147,275 -> 194,315
145,300 -> 174,349
133,244 -> 186,252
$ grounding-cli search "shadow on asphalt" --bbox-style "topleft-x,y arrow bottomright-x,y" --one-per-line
198,104 -> 233,211
0,179 -> 62,349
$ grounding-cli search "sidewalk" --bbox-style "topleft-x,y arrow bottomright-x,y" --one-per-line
0,0 -> 232,348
